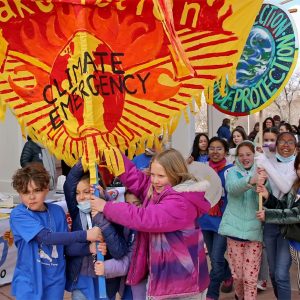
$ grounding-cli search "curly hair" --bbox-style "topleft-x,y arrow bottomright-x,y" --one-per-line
12,163 -> 50,193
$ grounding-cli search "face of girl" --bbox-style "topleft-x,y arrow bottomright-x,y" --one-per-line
232,131 -> 244,146
237,146 -> 254,169
125,193 -> 141,207
265,119 -> 273,128
208,141 -> 226,162
76,179 -> 91,202
198,136 -> 208,152
263,132 -> 277,144
150,161 -> 171,193
277,134 -> 296,157
279,125 -> 287,133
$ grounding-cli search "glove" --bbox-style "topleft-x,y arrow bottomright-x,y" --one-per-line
254,152 -> 267,168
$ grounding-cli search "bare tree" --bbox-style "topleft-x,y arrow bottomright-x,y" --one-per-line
273,72 -> 300,122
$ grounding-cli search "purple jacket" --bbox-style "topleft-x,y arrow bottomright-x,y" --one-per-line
103,155 -> 211,299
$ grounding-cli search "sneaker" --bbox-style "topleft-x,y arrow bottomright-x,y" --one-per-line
221,277 -> 233,293
257,280 -> 267,291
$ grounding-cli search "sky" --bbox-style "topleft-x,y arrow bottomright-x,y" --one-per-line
273,0 -> 300,69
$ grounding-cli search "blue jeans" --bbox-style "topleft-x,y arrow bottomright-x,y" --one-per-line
202,230 -> 231,300
264,223 -> 292,300
72,290 -> 88,300
72,289 -> 115,300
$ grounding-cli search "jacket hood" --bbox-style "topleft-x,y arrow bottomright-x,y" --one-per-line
234,156 -> 256,175
234,140 -> 256,177
172,179 -> 210,193
172,179 -> 211,214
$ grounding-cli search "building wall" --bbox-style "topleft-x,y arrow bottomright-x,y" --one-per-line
0,110 -> 24,192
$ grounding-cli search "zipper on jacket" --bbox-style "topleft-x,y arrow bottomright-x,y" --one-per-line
147,234 -> 152,296
127,194 -> 153,284
126,233 -> 140,284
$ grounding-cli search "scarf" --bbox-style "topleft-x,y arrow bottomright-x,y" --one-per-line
208,158 -> 227,217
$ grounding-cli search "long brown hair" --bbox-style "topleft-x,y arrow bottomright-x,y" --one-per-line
292,152 -> 300,192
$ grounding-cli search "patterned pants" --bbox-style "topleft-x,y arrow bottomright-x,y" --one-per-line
227,238 -> 263,300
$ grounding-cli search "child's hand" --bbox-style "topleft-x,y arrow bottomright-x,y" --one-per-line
98,242 -> 107,256
257,168 -> 268,185
249,168 -> 267,186
256,210 -> 266,221
90,194 -> 106,213
90,241 -> 107,255
94,261 -> 105,276
86,226 -> 102,242
186,156 -> 194,165
249,174 -> 258,185
90,185 -> 105,199
91,209 -> 98,218
256,184 -> 269,199
255,146 -> 263,153
89,242 -> 96,255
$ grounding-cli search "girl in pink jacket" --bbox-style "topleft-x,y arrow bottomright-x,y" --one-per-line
91,148 -> 211,299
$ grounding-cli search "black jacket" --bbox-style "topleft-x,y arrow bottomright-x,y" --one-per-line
20,140 -> 43,167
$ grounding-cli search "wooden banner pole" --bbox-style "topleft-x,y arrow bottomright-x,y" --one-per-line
258,110 -> 263,211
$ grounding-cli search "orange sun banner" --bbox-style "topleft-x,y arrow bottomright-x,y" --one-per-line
0,0 -> 263,176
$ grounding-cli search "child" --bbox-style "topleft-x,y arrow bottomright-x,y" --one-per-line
227,127 -> 247,163
256,151 -> 300,294
94,193 -> 146,300
90,148 -> 211,299
198,137 -> 233,299
10,163 -> 101,300
63,161 -> 128,300
255,127 -> 279,292
219,141 -> 265,299
187,133 -> 209,164
255,132 -> 297,299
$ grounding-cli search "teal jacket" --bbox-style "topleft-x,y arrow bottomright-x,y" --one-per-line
219,159 -> 263,242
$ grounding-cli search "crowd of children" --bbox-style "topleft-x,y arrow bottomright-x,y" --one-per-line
8,115 -> 300,300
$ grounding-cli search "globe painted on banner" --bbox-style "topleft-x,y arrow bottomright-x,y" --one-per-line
234,27 -> 275,89
213,3 -> 298,116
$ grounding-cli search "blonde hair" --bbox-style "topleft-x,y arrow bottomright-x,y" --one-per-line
147,148 -> 196,198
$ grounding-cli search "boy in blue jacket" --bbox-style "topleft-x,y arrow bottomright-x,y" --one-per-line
64,161 -> 128,300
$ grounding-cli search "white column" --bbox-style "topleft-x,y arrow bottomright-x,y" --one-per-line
0,110 -> 24,192
171,108 -> 195,158
207,105 -> 231,138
